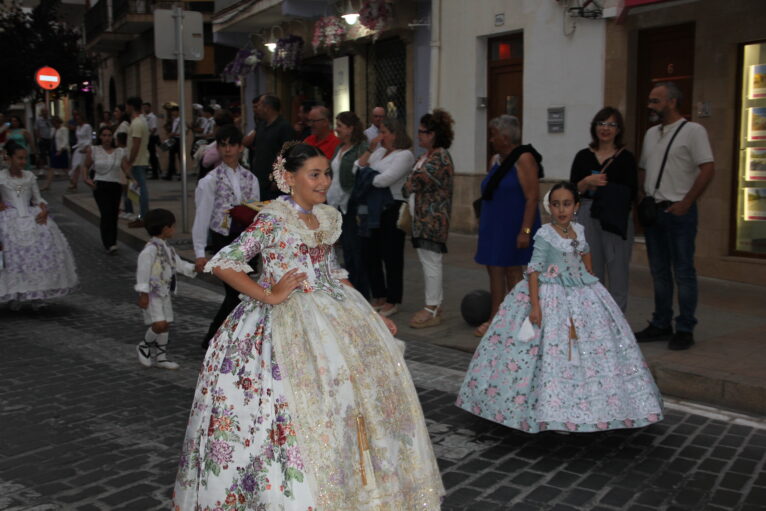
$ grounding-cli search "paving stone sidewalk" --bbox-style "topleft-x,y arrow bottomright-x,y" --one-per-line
1,182 -> 764,511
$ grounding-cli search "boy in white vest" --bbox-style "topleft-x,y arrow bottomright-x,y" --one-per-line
135,208 -> 196,369
192,124 -> 260,350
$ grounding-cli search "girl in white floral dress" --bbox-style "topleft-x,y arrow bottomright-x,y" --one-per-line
0,141 -> 78,310
173,143 -> 444,510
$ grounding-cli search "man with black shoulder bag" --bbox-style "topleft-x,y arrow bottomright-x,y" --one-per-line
635,82 -> 715,350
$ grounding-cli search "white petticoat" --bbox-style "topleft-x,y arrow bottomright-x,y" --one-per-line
0,207 -> 78,303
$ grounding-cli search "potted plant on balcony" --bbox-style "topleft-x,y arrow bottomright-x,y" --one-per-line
273,35 -> 304,71
222,47 -> 263,83
312,16 -> 347,51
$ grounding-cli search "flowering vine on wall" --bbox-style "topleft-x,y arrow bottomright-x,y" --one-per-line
273,35 -> 304,70
312,16 -> 347,50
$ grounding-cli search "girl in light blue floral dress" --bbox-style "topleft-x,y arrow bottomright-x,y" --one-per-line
457,181 -> 663,433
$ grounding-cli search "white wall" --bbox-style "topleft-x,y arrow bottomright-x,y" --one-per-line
437,0 -> 606,179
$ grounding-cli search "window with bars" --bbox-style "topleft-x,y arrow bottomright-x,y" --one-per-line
367,38 -> 406,121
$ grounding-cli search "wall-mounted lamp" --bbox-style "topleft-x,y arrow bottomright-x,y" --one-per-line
265,25 -> 284,53
341,0 -> 359,24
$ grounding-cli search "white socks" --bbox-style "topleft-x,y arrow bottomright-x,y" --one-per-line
154,332 -> 179,370
137,329 -> 179,369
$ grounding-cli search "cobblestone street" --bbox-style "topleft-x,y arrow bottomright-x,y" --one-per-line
1,185 -> 765,511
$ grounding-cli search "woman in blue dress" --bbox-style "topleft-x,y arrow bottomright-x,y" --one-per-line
458,182 -> 663,433
474,115 -> 542,337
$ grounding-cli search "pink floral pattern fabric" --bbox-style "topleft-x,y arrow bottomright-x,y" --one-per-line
209,165 -> 259,236
457,224 -> 663,433
174,197 -> 444,510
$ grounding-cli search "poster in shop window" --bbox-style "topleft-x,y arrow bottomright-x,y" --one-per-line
744,188 -> 766,221
750,64 -> 766,99
748,107 -> 766,140
746,148 -> 766,181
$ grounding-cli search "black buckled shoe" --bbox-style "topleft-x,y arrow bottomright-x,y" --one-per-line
635,323 -> 673,343
669,331 -> 695,350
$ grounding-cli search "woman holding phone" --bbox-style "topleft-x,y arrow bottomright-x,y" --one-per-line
569,107 -> 638,312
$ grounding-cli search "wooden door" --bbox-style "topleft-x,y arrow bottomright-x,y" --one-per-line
636,23 -> 695,149
488,34 -> 523,162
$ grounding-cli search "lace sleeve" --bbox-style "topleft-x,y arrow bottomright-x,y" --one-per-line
204,213 -> 277,273
526,235 -> 550,274
575,223 -> 590,254
327,246 -> 349,281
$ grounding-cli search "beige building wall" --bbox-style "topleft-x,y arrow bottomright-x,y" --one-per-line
138,58 -> 154,104
606,0 -> 766,285
435,0 -> 607,232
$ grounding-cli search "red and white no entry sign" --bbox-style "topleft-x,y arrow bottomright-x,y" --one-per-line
35,67 -> 61,90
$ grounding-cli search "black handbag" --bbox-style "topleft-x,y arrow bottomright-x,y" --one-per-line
637,196 -> 658,228
638,121 -> 687,227
472,198 -> 482,219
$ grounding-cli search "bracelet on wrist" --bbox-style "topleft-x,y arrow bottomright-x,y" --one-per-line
521,227 -> 532,235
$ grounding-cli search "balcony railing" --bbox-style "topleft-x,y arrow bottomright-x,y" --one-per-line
84,0 -> 109,43
85,0 -> 213,47
113,0 -> 149,20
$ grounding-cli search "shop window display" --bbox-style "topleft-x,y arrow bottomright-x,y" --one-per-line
734,41 -> 766,255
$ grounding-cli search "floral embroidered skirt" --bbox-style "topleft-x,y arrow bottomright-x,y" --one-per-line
0,207 -> 78,303
173,287 -> 444,510
457,279 -> 663,433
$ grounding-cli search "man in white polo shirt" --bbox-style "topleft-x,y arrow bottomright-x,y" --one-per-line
635,81 -> 714,351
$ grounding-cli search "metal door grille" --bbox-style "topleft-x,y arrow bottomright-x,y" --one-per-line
367,38 -> 406,121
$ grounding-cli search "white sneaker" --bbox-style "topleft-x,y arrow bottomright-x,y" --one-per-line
118,212 -> 129,219
136,343 -> 153,367
155,359 -> 180,370
107,245 -> 118,254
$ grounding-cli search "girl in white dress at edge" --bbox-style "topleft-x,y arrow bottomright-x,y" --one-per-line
173,143 -> 444,510
0,141 -> 78,310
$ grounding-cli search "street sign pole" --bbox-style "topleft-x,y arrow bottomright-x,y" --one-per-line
174,7 -> 189,233
154,8 -> 202,233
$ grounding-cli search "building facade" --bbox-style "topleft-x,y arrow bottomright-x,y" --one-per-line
435,0 -> 608,232
605,0 -> 766,284
436,0 -> 766,285
212,0 -> 430,143
83,0 -> 238,146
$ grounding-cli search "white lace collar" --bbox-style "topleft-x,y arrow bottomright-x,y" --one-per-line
536,223 -> 587,252
0,169 -> 32,183
261,197 -> 341,247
